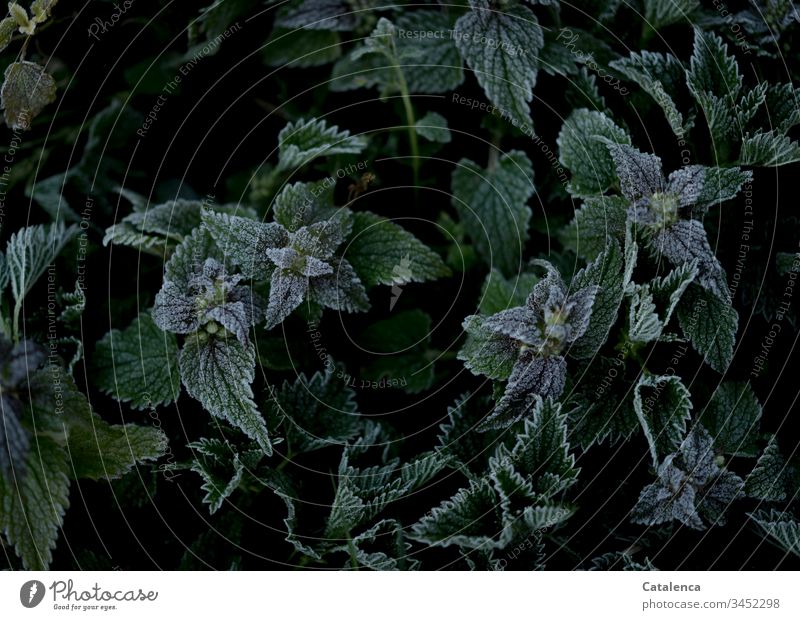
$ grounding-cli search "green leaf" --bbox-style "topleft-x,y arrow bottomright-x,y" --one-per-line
179,333 -> 272,455
559,195 -> 627,261
395,10 -> 465,93
568,358 -> 639,450
264,28 -> 342,68
693,167 -> 752,213
739,130 -> 800,167
438,392 -> 499,478
558,109 -> 631,196
643,0 -> 699,30
409,477 -> 507,550
6,222 -> 77,307
415,111 -> 451,143
453,0 -> 543,126
744,436 -> 787,501
627,286 -> 663,343
345,211 -> 450,288
103,198 -> 241,256
0,434 -> 69,569
569,240 -> 625,359
676,284 -> 738,374
701,382 -> 761,457
1,61 -> 57,130
750,510 -> 800,558
265,367 -> 360,453
188,438 -> 262,514
201,210 -> 288,279
507,397 -> 579,498
687,29 -> 742,104
451,150 -> 534,275
64,403 -> 167,482
359,310 -> 435,393
277,117 -> 367,172
479,268 -> 538,315
633,374 -> 693,467
0,17 -> 16,53
271,180 -> 339,232
164,226 -> 224,289
458,314 -> 519,381
609,51 -> 691,136
92,313 -> 181,410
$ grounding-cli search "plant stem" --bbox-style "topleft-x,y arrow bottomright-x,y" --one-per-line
394,67 -> 420,190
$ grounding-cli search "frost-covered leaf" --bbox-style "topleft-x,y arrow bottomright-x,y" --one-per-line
744,436 -> 787,501
482,305 -> 540,347
164,226 -> 223,288
266,367 -> 360,453
569,240 -> 625,359
6,222 -> 77,306
676,283 -> 738,373
701,382 -> 761,457
634,374 -> 692,467
271,181 -> 339,232
567,358 -> 639,450
415,111 -> 451,143
628,286 -> 663,343
395,10 -> 464,93
0,17 -> 16,53
409,477 -> 507,549
265,269 -> 308,329
438,393 -> 499,478
93,313 -> 181,410
202,210 -> 288,279
687,29 -> 742,105
765,83 -> 800,133
605,142 -> 665,202
154,257 -> 261,345
560,195 -> 627,261
103,199 -> 213,256
1,61 -> 56,130
277,117 -> 367,171
739,130 -> 800,167
179,333 -> 272,455
691,167 -> 752,214
507,397 -> 579,498
631,427 -> 743,530
188,438 -> 262,514
631,455 -> 703,529
451,150 -> 534,275
609,51 -> 691,136
345,211 -> 450,287
459,314 -> 519,381
558,109 -> 630,196
649,220 -> 729,299
453,0 -> 543,126
750,510 -> 800,558
479,352 -> 567,431
307,257 -> 370,313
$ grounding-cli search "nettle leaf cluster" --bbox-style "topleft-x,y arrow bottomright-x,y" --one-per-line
2,0 -> 800,570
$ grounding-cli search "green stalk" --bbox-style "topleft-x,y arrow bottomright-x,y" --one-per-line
395,66 -> 420,190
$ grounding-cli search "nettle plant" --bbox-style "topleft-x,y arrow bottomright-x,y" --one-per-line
2,0 -> 800,570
